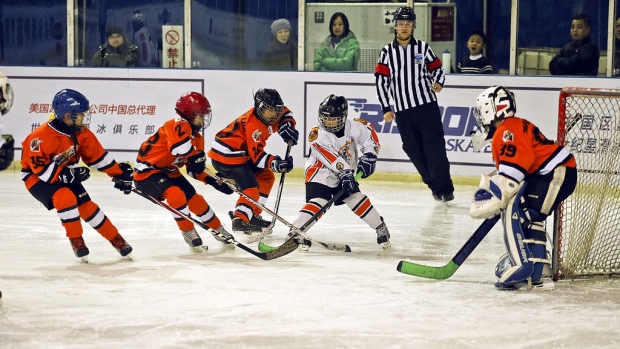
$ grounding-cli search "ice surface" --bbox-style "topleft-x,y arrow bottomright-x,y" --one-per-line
1,169 -> 619,348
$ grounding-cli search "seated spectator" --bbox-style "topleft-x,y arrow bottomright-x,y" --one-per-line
549,14 -> 599,76
314,12 -> 360,71
262,18 -> 298,71
457,30 -> 492,74
92,24 -> 139,67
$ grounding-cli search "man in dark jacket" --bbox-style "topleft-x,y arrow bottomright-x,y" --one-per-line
549,14 -> 599,76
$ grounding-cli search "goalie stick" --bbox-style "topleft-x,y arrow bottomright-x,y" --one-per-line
397,215 -> 500,279
129,185 -> 299,260
257,171 -> 363,253
204,167 -> 352,252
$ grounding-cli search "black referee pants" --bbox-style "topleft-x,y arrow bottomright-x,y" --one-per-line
394,101 -> 454,196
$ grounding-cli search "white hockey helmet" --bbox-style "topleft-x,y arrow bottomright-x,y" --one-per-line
0,72 -> 14,116
471,86 -> 516,152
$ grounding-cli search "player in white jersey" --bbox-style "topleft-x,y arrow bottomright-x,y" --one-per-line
0,71 -> 15,171
290,94 -> 391,250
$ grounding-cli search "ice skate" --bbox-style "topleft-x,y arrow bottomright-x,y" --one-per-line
182,228 -> 205,253
496,278 -> 555,291
110,233 -> 133,259
231,217 -> 264,238
70,236 -> 90,262
229,211 -> 271,236
376,218 -> 391,249
211,225 -> 234,245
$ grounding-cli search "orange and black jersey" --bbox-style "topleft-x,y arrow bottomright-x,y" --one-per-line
134,117 -> 207,182
208,107 -> 295,167
20,118 -> 124,190
492,117 -> 576,183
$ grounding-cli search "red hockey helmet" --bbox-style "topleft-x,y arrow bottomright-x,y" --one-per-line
175,92 -> 212,132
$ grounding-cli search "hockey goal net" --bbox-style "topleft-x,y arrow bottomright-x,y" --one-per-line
553,87 -> 620,280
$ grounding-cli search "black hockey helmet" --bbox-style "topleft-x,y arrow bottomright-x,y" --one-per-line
254,88 -> 284,124
318,94 -> 348,132
393,6 -> 416,22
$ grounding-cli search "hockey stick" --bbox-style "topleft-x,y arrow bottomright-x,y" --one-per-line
129,186 -> 299,260
204,167 -> 352,252
268,142 -> 293,230
258,171 -> 363,253
397,215 -> 501,279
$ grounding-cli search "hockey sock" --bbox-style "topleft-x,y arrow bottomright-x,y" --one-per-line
78,201 -> 118,240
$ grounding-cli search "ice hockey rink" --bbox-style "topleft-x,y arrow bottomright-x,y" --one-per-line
1,168 -> 619,349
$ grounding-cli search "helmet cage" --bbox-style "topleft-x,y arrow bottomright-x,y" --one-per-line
254,88 -> 284,125
318,95 -> 348,133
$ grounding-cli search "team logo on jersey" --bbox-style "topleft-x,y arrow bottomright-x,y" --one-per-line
29,138 -> 43,152
353,118 -> 368,126
308,127 -> 319,142
53,146 -> 76,165
336,162 -> 344,170
252,129 -> 262,142
502,130 -> 514,142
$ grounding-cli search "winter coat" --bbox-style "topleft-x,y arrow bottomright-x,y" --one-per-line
314,32 -> 360,71
549,35 -> 599,76
92,42 -> 139,67
262,38 -> 298,70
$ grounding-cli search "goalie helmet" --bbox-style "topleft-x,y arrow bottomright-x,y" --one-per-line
318,94 -> 348,133
470,86 -> 517,152
254,88 -> 284,125
0,72 -> 14,116
175,92 -> 212,132
52,89 -> 91,131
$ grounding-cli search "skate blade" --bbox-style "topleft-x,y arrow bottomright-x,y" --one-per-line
380,241 -> 392,249
80,256 -> 89,263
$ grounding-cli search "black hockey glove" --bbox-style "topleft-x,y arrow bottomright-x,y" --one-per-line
278,120 -> 299,146
205,175 -> 234,195
113,162 -> 133,195
58,166 -> 90,184
338,169 -> 359,195
357,153 -> 377,179
270,155 -> 293,173
187,150 -> 206,175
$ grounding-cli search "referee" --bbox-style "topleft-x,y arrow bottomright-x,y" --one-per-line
374,6 -> 454,202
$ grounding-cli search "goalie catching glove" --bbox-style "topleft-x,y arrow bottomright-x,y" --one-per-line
113,163 -> 133,195
58,166 -> 90,184
205,175 -> 234,195
470,173 -> 520,219
357,153 -> 376,179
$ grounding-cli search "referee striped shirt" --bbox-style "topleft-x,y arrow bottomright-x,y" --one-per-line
375,38 -> 445,113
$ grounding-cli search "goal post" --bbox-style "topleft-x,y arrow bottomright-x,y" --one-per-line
553,87 -> 620,280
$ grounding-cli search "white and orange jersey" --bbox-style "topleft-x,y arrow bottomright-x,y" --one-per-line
208,107 -> 295,168
304,118 -> 381,188
492,116 -> 576,182
20,119 -> 123,189
134,117 -> 206,181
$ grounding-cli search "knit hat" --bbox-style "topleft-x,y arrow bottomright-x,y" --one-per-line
271,19 -> 291,37
106,24 -> 124,38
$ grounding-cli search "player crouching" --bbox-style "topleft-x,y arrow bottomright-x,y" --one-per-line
469,86 -> 577,290
20,89 -> 134,262
290,94 -> 390,251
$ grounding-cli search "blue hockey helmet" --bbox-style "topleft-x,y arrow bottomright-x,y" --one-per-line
52,89 -> 91,130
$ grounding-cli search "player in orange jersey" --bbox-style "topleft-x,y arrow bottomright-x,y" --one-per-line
134,92 -> 234,252
469,86 -> 577,290
20,89 -> 134,262
208,88 -> 298,236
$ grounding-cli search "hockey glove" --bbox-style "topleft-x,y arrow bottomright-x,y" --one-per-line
58,166 -> 90,184
113,162 -> 134,195
278,121 -> 299,146
338,169 -> 359,195
205,175 -> 234,195
270,155 -> 293,173
187,150 -> 206,175
357,153 -> 377,179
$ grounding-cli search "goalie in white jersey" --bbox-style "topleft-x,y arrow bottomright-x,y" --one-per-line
290,94 -> 391,250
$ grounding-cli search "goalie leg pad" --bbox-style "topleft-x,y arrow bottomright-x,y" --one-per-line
0,135 -> 15,171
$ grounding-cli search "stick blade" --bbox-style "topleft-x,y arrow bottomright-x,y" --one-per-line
396,260 -> 459,280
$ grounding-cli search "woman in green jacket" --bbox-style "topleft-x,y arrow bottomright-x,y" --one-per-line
314,12 -> 360,71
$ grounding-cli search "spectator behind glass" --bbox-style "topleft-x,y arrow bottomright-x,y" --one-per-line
457,30 -> 492,74
314,12 -> 360,71
614,16 -> 620,76
549,14 -> 599,76
262,18 -> 298,71
92,24 -> 139,67
132,10 -> 158,67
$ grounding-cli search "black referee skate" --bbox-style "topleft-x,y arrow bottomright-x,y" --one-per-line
110,233 -> 133,258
